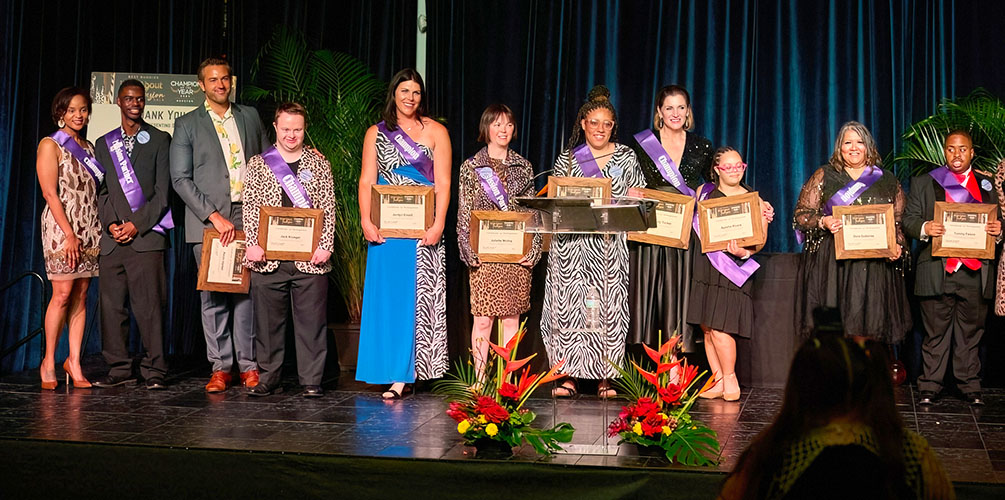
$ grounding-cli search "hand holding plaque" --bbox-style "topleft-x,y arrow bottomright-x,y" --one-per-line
932,202 -> 997,259
627,187 -> 694,248
259,206 -> 323,261
832,204 -> 897,260
370,185 -> 434,239
697,192 -> 765,253
470,211 -> 533,263
197,228 -> 250,293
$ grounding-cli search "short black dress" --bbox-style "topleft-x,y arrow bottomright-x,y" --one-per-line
793,166 -> 912,343
628,130 -> 712,349
686,187 -> 755,338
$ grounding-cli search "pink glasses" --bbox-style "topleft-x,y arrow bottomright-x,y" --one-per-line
715,162 -> 747,172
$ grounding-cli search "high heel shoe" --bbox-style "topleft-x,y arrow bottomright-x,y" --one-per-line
40,366 -> 57,390
63,360 -> 92,388
723,373 -> 741,402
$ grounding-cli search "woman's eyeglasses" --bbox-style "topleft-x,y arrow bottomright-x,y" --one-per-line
715,162 -> 747,172
586,119 -> 614,131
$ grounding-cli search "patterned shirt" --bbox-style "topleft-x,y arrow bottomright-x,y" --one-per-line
204,100 -> 246,202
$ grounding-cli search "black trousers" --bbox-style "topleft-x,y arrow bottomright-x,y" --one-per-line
251,262 -> 327,386
99,246 -> 167,379
918,284 -> 986,394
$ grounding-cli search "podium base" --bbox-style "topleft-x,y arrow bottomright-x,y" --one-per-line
557,444 -> 619,455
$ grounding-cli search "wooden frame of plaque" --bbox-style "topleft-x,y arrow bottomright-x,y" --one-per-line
626,187 -> 695,248
932,201 -> 997,259
832,204 -> 897,260
197,228 -> 250,293
370,185 -> 435,238
470,210 -> 533,263
697,191 -> 764,253
546,176 -> 612,202
259,206 -> 324,261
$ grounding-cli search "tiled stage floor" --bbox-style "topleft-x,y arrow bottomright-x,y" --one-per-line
2,363 -> 1004,484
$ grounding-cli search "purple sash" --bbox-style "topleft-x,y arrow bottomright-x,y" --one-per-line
104,129 -> 174,234
822,166 -> 883,215
929,166 -> 979,203
633,129 -> 694,197
475,166 -> 509,210
261,146 -> 313,208
49,131 -> 105,184
693,183 -> 760,287
571,143 -> 604,178
377,121 -> 435,183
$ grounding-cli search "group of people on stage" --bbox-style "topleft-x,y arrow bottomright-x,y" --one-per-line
37,58 -> 335,396
37,61 -> 1004,407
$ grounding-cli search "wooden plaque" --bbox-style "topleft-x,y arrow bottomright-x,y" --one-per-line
697,191 -> 764,253
197,228 -> 250,293
470,210 -> 533,263
932,202 -> 997,259
546,176 -> 612,203
370,185 -> 435,238
259,206 -> 324,261
833,204 -> 897,260
626,187 -> 694,248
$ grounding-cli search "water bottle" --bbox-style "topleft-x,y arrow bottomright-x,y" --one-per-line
584,286 -> 602,331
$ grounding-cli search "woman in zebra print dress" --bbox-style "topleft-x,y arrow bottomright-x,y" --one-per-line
356,69 -> 451,399
542,86 -> 646,398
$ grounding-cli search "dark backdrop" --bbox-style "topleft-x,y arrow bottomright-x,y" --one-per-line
3,1 -> 1005,384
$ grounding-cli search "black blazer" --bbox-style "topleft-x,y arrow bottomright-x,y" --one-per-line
902,169 -> 1001,298
95,121 -> 172,255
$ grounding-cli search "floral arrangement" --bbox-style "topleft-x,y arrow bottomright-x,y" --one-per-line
607,334 -> 721,466
433,322 -> 575,454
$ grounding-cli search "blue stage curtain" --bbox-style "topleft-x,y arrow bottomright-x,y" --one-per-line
0,0 -> 415,374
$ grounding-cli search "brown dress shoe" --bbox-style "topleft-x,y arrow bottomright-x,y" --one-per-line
241,369 -> 260,388
205,371 -> 232,393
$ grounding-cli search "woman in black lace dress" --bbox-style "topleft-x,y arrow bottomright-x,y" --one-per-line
793,121 -> 911,343
629,85 -> 713,350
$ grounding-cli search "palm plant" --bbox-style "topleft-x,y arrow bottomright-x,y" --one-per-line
894,88 -> 1005,179
244,27 -> 384,321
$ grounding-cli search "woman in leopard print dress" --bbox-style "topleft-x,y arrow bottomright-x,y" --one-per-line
36,87 -> 101,389
457,104 -> 542,374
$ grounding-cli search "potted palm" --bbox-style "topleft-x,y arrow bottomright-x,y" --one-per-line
244,27 -> 384,367
894,88 -> 1005,177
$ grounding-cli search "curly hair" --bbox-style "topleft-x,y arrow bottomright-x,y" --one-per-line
828,121 -> 883,171
566,85 -> 618,151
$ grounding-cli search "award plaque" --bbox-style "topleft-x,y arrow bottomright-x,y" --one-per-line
932,202 -> 997,259
833,204 -> 897,260
197,228 -> 250,293
259,206 -> 324,261
470,210 -> 533,263
546,176 -> 612,205
626,187 -> 694,248
371,185 -> 435,238
697,192 -> 764,253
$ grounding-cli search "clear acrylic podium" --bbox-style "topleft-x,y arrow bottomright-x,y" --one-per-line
514,195 -> 656,455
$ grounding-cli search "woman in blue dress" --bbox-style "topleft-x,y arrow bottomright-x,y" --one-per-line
356,69 -> 452,399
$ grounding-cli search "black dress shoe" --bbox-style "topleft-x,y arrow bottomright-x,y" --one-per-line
964,392 -> 984,406
918,391 -> 938,406
92,374 -> 136,388
248,382 -> 282,397
303,385 -> 324,398
145,378 -> 167,390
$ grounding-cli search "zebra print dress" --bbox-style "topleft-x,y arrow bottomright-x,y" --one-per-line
372,131 -> 448,381
541,143 -> 646,379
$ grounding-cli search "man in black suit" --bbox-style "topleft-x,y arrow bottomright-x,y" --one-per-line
903,130 -> 1002,406
92,79 -> 172,389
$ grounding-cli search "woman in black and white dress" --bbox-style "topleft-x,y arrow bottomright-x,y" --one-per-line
541,86 -> 646,398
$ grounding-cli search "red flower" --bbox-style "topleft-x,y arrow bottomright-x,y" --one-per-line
640,414 -> 666,436
446,401 -> 469,422
475,396 -> 511,423
608,418 -> 629,437
498,383 -> 519,400
632,397 -> 660,419
658,384 -> 684,406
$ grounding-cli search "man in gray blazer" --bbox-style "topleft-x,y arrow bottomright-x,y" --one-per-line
171,57 -> 270,392
903,130 -> 1002,406
93,79 -> 172,389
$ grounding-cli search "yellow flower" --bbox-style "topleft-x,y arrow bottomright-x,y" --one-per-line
662,426 -> 672,435
478,415 -> 487,424
457,420 -> 471,434
658,413 -> 668,421
633,422 -> 643,435
486,423 -> 499,436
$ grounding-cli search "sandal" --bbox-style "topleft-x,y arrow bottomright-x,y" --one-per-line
551,379 -> 577,398
597,380 -> 617,399
381,384 -> 412,400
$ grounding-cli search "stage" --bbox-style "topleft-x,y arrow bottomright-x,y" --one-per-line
1,360 -> 1004,499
